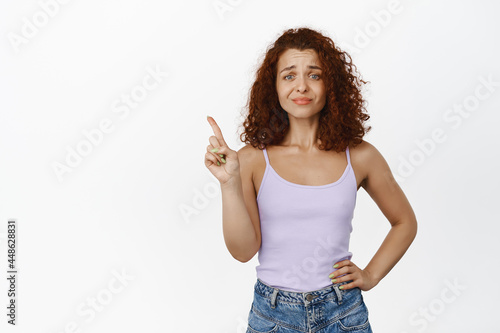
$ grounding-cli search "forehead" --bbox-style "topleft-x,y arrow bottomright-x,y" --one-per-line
277,48 -> 320,68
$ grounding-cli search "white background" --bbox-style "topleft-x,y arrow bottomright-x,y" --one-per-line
1,0 -> 499,332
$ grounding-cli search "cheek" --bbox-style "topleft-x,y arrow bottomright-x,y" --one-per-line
276,84 -> 285,98
277,87 -> 289,100
318,86 -> 326,99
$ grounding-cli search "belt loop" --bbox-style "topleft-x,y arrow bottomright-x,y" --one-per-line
270,288 -> 279,309
333,285 -> 343,305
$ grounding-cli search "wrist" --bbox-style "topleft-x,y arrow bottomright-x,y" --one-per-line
221,174 -> 242,190
364,267 -> 381,286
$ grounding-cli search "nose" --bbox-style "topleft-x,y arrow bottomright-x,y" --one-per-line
295,75 -> 308,93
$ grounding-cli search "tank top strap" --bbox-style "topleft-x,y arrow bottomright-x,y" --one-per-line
345,145 -> 351,167
262,148 -> 270,165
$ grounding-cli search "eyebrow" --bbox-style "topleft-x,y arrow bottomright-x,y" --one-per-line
279,65 -> 322,74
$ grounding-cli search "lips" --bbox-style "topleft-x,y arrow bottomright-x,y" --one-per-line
293,98 -> 312,105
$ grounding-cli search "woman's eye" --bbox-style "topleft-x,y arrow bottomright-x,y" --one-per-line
284,74 -> 320,80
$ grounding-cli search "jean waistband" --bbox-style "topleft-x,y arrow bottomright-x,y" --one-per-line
255,278 -> 355,307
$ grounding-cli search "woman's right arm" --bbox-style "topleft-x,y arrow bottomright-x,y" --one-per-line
205,116 -> 261,263
221,147 -> 261,262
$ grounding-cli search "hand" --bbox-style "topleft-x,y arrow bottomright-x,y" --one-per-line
205,116 -> 240,185
328,259 -> 378,292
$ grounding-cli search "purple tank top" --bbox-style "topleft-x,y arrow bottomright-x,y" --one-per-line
255,146 -> 357,292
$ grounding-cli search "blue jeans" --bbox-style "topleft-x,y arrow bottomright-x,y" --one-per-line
247,278 -> 373,333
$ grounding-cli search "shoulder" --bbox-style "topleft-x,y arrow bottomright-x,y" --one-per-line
348,139 -> 390,187
237,144 -> 263,175
348,139 -> 382,163
237,143 -> 262,163
237,143 -> 259,156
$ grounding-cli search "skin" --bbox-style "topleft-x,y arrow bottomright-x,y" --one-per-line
275,47 -> 326,149
206,48 -> 418,292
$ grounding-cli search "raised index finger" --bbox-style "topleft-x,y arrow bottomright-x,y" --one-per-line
207,116 -> 228,147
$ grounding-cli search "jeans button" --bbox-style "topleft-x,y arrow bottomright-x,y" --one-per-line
306,294 -> 314,301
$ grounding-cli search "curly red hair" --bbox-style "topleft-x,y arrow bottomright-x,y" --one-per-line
238,27 -> 371,152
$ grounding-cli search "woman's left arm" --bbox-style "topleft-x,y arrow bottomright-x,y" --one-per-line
361,142 -> 418,287
330,142 -> 418,291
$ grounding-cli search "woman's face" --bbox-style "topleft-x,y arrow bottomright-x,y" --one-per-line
275,48 -> 326,118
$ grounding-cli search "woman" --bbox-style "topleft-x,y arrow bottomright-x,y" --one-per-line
205,27 -> 417,333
